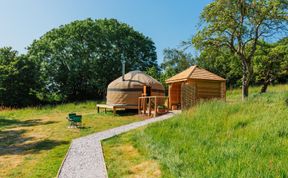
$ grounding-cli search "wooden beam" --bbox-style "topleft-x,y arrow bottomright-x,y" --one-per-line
138,98 -> 141,114
154,96 -> 157,117
148,98 -> 151,116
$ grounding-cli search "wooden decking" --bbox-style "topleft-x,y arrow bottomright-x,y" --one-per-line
138,96 -> 169,117
96,104 -> 125,115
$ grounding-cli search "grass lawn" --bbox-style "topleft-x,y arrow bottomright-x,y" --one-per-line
0,101 -> 143,178
103,84 -> 288,177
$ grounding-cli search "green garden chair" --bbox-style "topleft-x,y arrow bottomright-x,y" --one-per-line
67,113 -> 82,128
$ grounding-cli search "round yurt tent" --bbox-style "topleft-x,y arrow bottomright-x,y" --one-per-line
106,70 -> 165,109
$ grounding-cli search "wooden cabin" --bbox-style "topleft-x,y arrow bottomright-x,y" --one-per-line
166,65 -> 226,110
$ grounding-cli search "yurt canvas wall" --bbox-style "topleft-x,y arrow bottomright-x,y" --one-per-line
106,70 -> 165,109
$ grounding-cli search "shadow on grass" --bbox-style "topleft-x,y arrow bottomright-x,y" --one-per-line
97,109 -> 138,117
0,129 -> 69,156
0,116 -> 58,129
117,109 -> 138,116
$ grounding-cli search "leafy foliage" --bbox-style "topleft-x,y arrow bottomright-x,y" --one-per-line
197,47 -> 242,87
28,18 -> 157,102
161,48 -> 196,77
254,38 -> 288,92
0,47 -> 40,107
160,48 -> 196,88
192,0 -> 288,98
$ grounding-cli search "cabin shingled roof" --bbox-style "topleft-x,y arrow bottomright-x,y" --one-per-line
165,65 -> 226,83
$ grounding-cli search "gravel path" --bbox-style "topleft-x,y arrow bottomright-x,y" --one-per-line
58,111 -> 179,178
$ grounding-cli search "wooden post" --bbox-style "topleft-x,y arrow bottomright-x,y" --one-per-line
138,98 -> 141,114
181,82 -> 184,109
97,106 -> 99,113
168,85 -> 171,109
167,97 -> 169,111
144,98 -> 146,114
154,96 -> 157,117
113,107 -> 116,115
148,97 -> 151,116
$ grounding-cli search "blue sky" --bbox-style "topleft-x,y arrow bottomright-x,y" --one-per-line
0,0 -> 212,63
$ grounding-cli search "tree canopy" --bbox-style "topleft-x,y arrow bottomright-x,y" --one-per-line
254,38 -> 288,92
0,47 -> 40,107
161,48 -> 196,78
193,0 -> 288,99
197,47 -> 242,88
28,18 -> 157,101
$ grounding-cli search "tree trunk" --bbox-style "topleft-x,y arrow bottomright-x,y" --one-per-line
242,78 -> 249,100
260,81 -> 269,93
241,59 -> 251,100
260,74 -> 271,93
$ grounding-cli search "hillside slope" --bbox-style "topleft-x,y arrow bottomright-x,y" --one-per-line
103,85 -> 288,177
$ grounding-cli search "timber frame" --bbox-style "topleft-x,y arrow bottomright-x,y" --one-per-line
166,66 -> 226,110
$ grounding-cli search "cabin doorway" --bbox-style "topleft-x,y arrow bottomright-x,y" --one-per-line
168,83 -> 181,110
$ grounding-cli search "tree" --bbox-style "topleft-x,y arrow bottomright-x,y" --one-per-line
145,66 -> 161,81
161,48 -> 196,77
28,18 -> 157,101
159,48 -> 196,89
197,47 -> 242,88
254,38 -> 288,93
193,0 -> 288,99
0,47 -> 40,107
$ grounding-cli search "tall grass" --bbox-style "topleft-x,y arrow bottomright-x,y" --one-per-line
103,84 -> 288,177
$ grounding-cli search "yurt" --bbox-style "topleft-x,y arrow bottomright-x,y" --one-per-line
106,70 -> 165,109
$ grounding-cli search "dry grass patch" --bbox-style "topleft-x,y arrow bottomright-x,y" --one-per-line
103,131 -> 162,178
0,101 -> 143,178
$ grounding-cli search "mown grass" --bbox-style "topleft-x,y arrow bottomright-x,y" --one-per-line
0,101 -> 143,178
103,84 -> 288,177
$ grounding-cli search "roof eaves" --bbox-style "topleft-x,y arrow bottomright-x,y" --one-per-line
166,78 -> 188,84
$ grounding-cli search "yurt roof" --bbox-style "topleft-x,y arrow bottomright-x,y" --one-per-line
165,65 -> 226,84
108,70 -> 164,90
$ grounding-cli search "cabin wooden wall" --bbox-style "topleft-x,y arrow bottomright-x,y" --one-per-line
220,81 -> 226,101
195,80 -> 222,100
168,79 -> 226,110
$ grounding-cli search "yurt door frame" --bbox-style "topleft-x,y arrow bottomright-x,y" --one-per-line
143,85 -> 151,96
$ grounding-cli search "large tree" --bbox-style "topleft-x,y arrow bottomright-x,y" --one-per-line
193,0 -> 288,99
254,38 -> 288,93
0,47 -> 40,107
197,47 -> 242,88
28,18 -> 157,101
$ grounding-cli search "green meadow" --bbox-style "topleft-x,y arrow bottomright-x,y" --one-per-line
0,102 -> 143,178
103,84 -> 288,177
